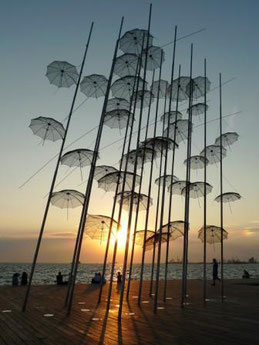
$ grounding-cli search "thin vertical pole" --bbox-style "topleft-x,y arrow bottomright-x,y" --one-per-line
66,18 -> 124,314
118,3 -> 152,320
137,54 -> 164,304
163,64 -> 181,301
127,70 -> 156,299
97,53 -> 142,305
154,26 -> 177,313
181,44 -> 193,308
22,22 -> 94,312
219,72 -> 224,302
203,59 -> 207,304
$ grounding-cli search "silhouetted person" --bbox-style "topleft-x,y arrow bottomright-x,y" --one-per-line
212,258 -> 220,286
242,269 -> 250,279
117,271 -> 122,284
12,273 -> 19,286
21,272 -> 28,286
91,272 -> 101,284
56,272 -> 68,285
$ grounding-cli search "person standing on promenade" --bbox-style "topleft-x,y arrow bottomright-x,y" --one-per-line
212,258 -> 220,286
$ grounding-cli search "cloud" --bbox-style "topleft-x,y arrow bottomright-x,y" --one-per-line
47,232 -> 76,239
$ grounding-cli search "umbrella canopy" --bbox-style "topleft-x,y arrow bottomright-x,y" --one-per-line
215,192 -> 241,203
135,230 -> 155,246
186,76 -> 211,99
198,225 -> 228,244
119,28 -> 153,55
111,75 -> 147,101
155,174 -> 178,187
106,97 -> 130,112
145,232 -> 169,251
46,61 -> 79,88
167,76 -> 191,101
215,132 -> 239,148
98,171 -> 140,193
160,110 -> 183,124
80,74 -> 108,98
104,109 -> 134,130
200,145 -> 227,165
60,149 -> 95,168
121,147 -> 155,170
29,116 -> 65,144
116,191 -> 152,211
168,180 -> 188,195
132,89 -> 154,108
94,165 -> 118,180
151,79 -> 169,98
51,189 -> 84,209
184,155 -> 209,170
142,46 -> 165,70
164,119 -> 190,145
187,103 -> 208,116
84,214 -> 119,242
182,181 -> 213,199
142,136 -> 178,154
114,53 -> 139,77
160,220 -> 186,240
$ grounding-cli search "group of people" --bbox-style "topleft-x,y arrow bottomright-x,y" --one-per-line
91,271 -> 122,286
12,272 -> 28,286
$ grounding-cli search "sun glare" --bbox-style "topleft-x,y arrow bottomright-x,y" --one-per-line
117,223 -> 128,247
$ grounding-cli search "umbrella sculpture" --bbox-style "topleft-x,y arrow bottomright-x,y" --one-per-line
60,149 -> 95,181
97,171 -> 141,193
160,221 -> 186,240
106,97 -> 130,112
187,103 -> 208,116
155,174 -> 178,187
94,165 -> 118,180
215,192 -> 241,212
51,189 -> 84,219
80,74 -> 108,98
186,76 -> 211,100
160,110 -> 183,124
121,147 -> 155,171
145,232 -> 169,251
29,116 -> 65,144
46,61 -> 79,88
184,155 -> 209,170
168,180 -> 188,195
167,76 -> 191,101
84,214 -> 119,243
182,181 -> 213,199
115,191 -> 152,211
114,53 -> 139,77
111,75 -> 147,101
142,136 -> 178,155
142,46 -> 165,71
200,144 -> 227,165
198,225 -> 228,245
164,119 -> 190,145
119,28 -> 153,55
104,109 -> 134,130
133,89 -> 154,108
215,132 -> 239,148
135,230 -> 155,246
151,79 -> 169,98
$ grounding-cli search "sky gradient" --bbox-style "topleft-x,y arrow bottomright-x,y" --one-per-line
1,0 -> 259,263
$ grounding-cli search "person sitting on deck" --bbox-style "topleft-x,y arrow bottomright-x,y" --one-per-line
56,272 -> 68,285
91,272 -> 101,284
242,269 -> 250,279
12,273 -> 19,286
21,272 -> 28,286
212,258 -> 220,286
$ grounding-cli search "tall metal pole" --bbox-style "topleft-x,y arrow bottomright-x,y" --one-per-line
163,64 -> 181,302
203,59 -> 207,303
154,26 -> 177,313
181,44 -> 193,307
22,22 -> 94,312
126,70 -> 156,299
118,3 -> 152,320
137,55 -> 164,303
97,57 -> 142,305
219,73 -> 224,302
66,18 -> 124,314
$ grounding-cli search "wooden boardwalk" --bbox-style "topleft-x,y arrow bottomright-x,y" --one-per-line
0,279 -> 259,345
